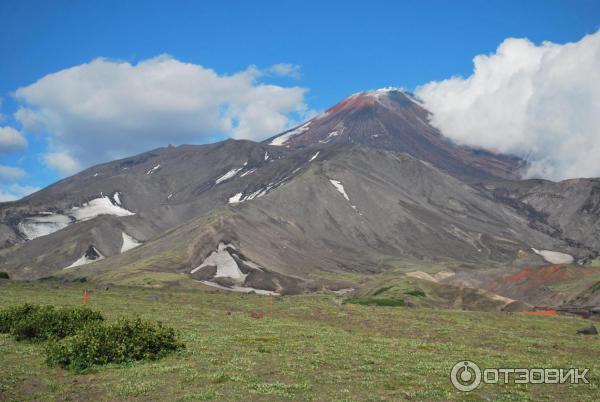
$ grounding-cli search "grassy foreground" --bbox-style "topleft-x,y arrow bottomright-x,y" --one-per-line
0,281 -> 598,401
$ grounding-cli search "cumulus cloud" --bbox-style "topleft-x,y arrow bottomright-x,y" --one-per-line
0,126 -> 27,153
266,63 -> 302,79
416,30 -> 600,180
13,56 -> 311,173
0,184 -> 39,202
43,151 -> 81,175
0,165 -> 26,181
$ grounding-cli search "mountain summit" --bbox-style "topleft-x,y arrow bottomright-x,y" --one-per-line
266,88 -> 523,180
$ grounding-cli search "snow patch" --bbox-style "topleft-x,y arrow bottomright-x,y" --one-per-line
240,168 -> 257,177
18,214 -> 71,240
215,165 -> 245,184
70,196 -> 135,221
245,188 -> 267,201
113,192 -> 122,206
264,151 -> 269,160
146,164 -> 161,175
121,232 -> 141,253
269,122 -> 311,146
309,151 -> 320,162
319,130 -> 341,143
65,246 -> 104,269
228,192 -> 244,204
329,179 -> 350,201
190,243 -> 246,281
531,248 -> 574,264
197,281 -> 279,295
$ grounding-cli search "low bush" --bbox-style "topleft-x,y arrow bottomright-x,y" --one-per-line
0,272 -> 9,279
344,297 -> 405,307
404,289 -> 426,298
46,317 -> 184,371
0,304 -> 39,333
0,303 -> 104,341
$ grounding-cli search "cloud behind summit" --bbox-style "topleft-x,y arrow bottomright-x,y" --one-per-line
417,30 -> 600,180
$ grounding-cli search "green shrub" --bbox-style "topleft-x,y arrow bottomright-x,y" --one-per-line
373,285 -> 393,296
343,297 -> 405,307
0,304 -> 40,333
46,318 -> 184,371
404,289 -> 426,298
0,272 -> 9,279
0,303 -> 104,341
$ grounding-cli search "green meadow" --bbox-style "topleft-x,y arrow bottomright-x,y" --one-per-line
0,281 -> 598,401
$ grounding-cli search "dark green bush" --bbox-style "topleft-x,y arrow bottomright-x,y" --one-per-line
0,304 -> 40,333
0,303 -> 104,341
404,289 -> 426,298
46,318 -> 184,371
344,297 -> 405,307
0,272 -> 9,279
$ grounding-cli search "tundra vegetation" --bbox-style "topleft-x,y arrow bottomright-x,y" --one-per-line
0,281 -> 598,401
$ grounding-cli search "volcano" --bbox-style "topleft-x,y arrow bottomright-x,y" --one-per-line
266,88 -> 524,181
1,88 -> 598,310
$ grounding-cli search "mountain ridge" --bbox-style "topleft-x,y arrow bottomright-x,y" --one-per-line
1,88 -> 599,310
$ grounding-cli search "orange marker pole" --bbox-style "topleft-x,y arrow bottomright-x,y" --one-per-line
83,288 -> 88,305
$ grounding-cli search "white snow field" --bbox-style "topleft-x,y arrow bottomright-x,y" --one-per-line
190,243 -> 278,294
215,163 -> 246,184
113,191 -> 122,205
240,168 -> 257,177
329,179 -> 350,201
121,232 -> 142,253
531,248 -> 574,264
269,122 -> 311,146
64,246 -> 104,269
146,164 -> 161,175
197,280 -> 279,295
190,242 -> 246,281
70,196 -> 135,221
228,193 -> 243,204
18,213 -> 72,240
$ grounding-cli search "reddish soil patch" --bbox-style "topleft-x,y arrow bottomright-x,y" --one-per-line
526,310 -> 558,316
505,265 -> 574,289
326,94 -> 376,115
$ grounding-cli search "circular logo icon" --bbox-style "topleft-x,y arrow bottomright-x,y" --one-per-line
450,360 -> 482,392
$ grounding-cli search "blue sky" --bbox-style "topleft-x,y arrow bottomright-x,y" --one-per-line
1,0 -> 599,198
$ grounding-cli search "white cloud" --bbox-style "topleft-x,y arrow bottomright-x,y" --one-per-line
416,30 -> 600,180
0,165 -> 26,181
0,184 -> 39,202
266,63 -> 302,79
0,126 -> 27,153
14,56 -> 310,173
43,151 -> 81,175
